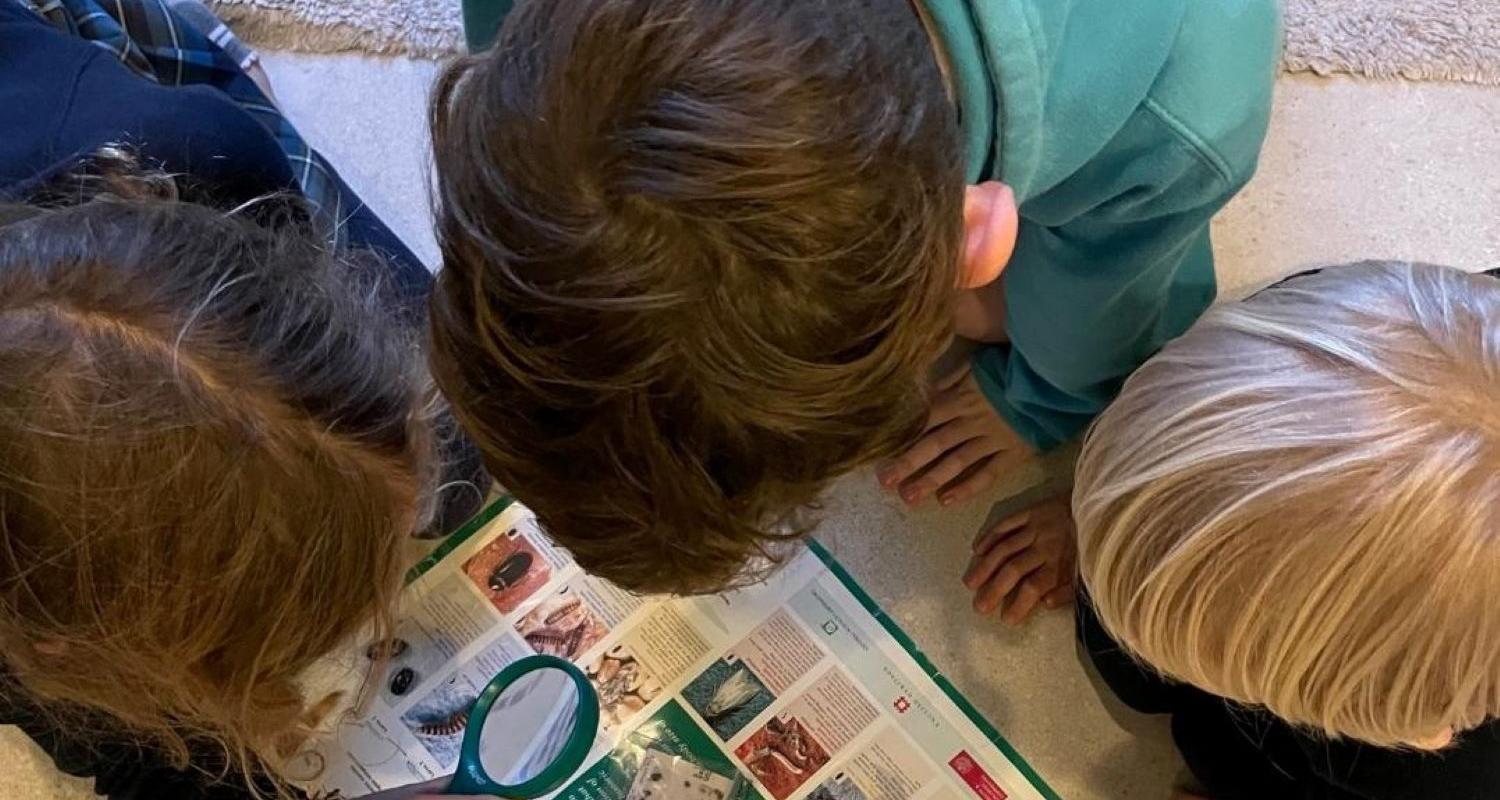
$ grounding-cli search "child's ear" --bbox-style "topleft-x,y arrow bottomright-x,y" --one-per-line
960,182 -> 1019,289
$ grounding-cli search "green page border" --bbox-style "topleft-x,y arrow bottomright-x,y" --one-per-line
807,540 -> 1062,800
410,496 -> 1060,799
404,494 -> 515,584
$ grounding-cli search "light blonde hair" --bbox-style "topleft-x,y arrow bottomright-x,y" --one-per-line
1074,261 -> 1500,748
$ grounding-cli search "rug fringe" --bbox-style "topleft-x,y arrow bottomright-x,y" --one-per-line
214,1 -> 1500,87
212,5 -> 462,59
1285,57 -> 1500,87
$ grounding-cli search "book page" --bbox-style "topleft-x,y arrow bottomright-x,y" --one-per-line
300,500 -> 1055,800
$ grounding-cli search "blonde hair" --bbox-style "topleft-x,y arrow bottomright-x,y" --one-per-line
1074,261 -> 1500,748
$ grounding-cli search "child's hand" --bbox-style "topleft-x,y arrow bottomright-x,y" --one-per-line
358,778 -> 500,800
878,366 -> 1030,507
964,496 -> 1076,625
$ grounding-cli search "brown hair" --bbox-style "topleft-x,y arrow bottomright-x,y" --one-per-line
429,0 -> 962,593
0,158 -> 437,794
1075,262 -> 1500,747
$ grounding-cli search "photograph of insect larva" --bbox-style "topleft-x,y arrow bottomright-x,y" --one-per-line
515,588 -> 609,660
586,644 -> 666,729
399,676 -> 481,770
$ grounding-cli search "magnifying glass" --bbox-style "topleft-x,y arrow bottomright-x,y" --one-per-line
362,655 -> 600,799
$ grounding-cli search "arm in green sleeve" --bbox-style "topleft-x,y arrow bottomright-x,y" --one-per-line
462,0 -> 515,51
972,111 -> 1257,450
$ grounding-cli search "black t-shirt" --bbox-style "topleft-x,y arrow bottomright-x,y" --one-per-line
1078,594 -> 1500,799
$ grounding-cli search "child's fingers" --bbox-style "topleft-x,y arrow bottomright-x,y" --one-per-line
934,364 -> 971,393
966,531 -> 1038,591
923,383 -> 970,432
1042,581 -> 1076,610
1001,569 -> 1056,626
879,425 -> 962,490
964,525 -> 1035,590
973,550 -> 1045,614
885,425 -> 972,501
972,511 -> 1030,551
939,459 -> 1001,506
913,439 -> 994,500
363,778 -> 468,800
928,371 -> 983,424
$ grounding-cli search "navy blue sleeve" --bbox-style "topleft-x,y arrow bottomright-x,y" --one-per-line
0,3 -> 293,202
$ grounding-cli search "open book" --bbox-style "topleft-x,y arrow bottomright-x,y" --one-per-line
302,497 -> 1058,800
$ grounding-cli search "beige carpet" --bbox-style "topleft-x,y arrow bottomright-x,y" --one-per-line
212,0 -> 463,57
1285,0 -> 1500,85
212,0 -> 1500,86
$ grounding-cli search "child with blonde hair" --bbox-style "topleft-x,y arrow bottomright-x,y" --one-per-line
1065,262 -> 1500,797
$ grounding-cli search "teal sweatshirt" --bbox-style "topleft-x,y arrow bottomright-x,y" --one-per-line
461,0 -> 1280,450
929,0 -> 1280,448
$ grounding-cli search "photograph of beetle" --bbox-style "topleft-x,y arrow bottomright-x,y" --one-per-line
463,527 -> 553,615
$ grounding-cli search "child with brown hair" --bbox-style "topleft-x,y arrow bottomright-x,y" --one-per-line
1064,262 -> 1500,798
0,163 -> 437,799
0,3 -> 483,798
431,0 -> 1279,598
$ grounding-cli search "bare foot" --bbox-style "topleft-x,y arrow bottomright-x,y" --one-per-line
963,495 -> 1077,625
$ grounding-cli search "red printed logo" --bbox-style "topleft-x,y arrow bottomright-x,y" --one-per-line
949,751 -> 1007,800
893,696 -> 911,714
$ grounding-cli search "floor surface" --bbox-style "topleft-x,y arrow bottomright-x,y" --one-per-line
3,52 -> 1498,800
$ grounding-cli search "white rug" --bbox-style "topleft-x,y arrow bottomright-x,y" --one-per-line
213,0 -> 1500,86
211,0 -> 464,57
1284,0 -> 1500,85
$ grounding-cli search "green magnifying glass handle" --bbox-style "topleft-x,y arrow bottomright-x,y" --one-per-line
446,655 -> 599,799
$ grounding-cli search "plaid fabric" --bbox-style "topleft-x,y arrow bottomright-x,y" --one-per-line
20,0 -> 347,245
164,0 -> 262,72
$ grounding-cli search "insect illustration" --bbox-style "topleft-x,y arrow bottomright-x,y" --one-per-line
488,551 -> 535,592
416,709 -> 471,737
586,647 -> 664,728
366,638 -> 410,660
705,669 -> 761,721
389,667 -> 417,696
525,624 -> 587,657
742,718 -> 817,778
518,593 -> 601,658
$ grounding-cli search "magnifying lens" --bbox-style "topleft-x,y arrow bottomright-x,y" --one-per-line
362,655 -> 599,799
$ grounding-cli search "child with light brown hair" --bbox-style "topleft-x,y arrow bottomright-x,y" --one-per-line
431,0 -> 1278,596
0,5 -> 489,798
1061,262 -> 1500,798
0,164 -> 439,800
